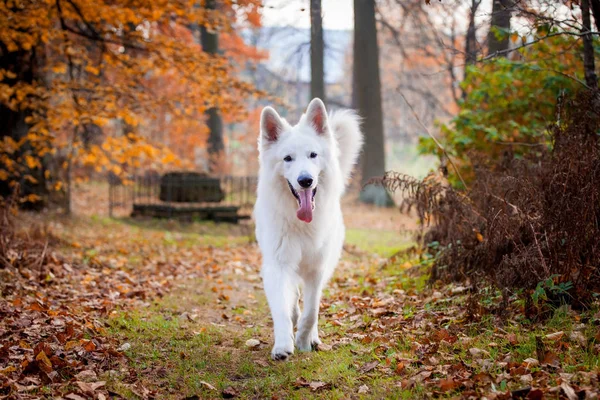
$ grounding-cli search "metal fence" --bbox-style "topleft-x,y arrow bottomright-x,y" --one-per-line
108,174 -> 258,221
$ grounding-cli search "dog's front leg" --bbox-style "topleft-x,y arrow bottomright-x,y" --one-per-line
295,278 -> 323,351
263,266 -> 295,360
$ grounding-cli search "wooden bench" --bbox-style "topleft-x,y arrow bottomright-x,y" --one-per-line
129,172 -> 251,223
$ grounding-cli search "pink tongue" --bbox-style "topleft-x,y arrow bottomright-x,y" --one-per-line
296,189 -> 313,223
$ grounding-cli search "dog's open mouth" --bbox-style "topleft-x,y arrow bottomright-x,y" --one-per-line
287,180 -> 317,223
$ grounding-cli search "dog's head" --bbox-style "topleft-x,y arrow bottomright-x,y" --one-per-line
258,98 -> 333,223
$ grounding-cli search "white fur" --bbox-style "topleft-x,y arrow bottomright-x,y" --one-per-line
254,98 -> 363,360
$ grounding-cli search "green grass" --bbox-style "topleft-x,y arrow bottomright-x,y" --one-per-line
89,214 -> 253,247
106,292 -> 399,399
345,228 -> 411,257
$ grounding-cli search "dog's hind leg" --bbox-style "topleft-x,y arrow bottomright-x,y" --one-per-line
295,278 -> 323,352
291,286 -> 301,329
263,266 -> 295,361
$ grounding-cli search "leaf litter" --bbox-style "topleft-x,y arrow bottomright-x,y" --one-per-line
2,209 -> 600,398
0,211 -> 261,399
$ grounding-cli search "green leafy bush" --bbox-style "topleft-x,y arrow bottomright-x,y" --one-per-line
420,34 -> 589,187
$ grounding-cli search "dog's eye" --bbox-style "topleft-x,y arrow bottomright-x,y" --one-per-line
309,152 -> 317,159
283,155 -> 292,162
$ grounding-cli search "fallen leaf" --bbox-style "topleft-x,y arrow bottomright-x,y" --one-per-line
473,372 -> 493,383
545,331 -> 564,341
469,347 -> 489,359
560,382 -> 578,400
309,381 -> 330,392
65,394 -> 86,400
0,366 -> 17,374
295,377 -> 310,387
542,351 -> 560,367
294,377 -> 330,392
222,386 -> 239,398
35,350 -> 52,373
64,340 -> 80,351
371,308 -> 391,316
245,339 -> 260,348
569,331 -> 586,347
414,370 -> 432,382
520,374 -> 533,384
526,389 -> 544,400
395,361 -> 405,374
118,342 -> 131,352
83,340 -> 96,352
254,359 -> 269,367
76,381 -> 106,393
507,333 -> 518,345
199,380 -> 217,390
358,384 -> 369,394
522,358 -> 539,367
359,361 -> 379,374
439,378 -> 460,391
316,343 -> 332,351
74,370 -> 98,382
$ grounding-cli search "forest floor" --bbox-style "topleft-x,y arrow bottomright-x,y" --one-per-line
1,200 -> 600,399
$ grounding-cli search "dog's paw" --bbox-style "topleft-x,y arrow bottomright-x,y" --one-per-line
295,333 -> 321,352
271,345 -> 294,361
310,336 -> 322,350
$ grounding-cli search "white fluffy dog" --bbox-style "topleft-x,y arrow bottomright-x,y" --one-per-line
254,98 -> 363,360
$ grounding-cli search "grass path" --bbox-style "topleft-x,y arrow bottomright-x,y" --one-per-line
2,214 -> 600,399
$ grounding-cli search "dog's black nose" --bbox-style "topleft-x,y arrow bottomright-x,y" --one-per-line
297,175 -> 313,188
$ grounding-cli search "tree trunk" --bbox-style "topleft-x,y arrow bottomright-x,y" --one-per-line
310,0 -> 325,101
463,0 -> 481,99
487,0 -> 512,57
0,44 -> 48,209
353,0 -> 394,206
590,0 -> 600,32
200,0 -> 224,173
582,0 -> 598,88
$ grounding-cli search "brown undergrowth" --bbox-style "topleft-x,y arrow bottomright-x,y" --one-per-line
376,90 -> 600,310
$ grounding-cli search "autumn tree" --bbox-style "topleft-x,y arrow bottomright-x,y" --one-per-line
420,0 -> 599,187
0,0 -> 264,209
375,0 -> 461,150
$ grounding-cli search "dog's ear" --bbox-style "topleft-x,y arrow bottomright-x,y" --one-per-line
260,106 -> 283,143
306,98 -> 328,135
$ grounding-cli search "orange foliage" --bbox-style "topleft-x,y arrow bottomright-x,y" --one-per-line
0,0 -> 266,200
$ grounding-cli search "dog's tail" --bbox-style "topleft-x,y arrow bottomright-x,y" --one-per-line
329,110 -> 364,185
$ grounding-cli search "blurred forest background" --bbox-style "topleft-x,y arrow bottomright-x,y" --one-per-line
1,0 -> 600,398
5,0 -> 597,210
1,0 -> 598,208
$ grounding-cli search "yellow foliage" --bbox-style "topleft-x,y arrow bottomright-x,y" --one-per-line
0,0 -> 266,195
52,64 -> 67,74
24,174 -> 38,184
84,65 -> 100,76
21,194 -> 41,203
24,155 -> 40,169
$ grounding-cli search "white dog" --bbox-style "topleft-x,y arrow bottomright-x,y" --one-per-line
254,98 -> 363,360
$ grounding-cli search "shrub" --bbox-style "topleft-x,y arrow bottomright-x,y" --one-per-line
379,91 -> 600,308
